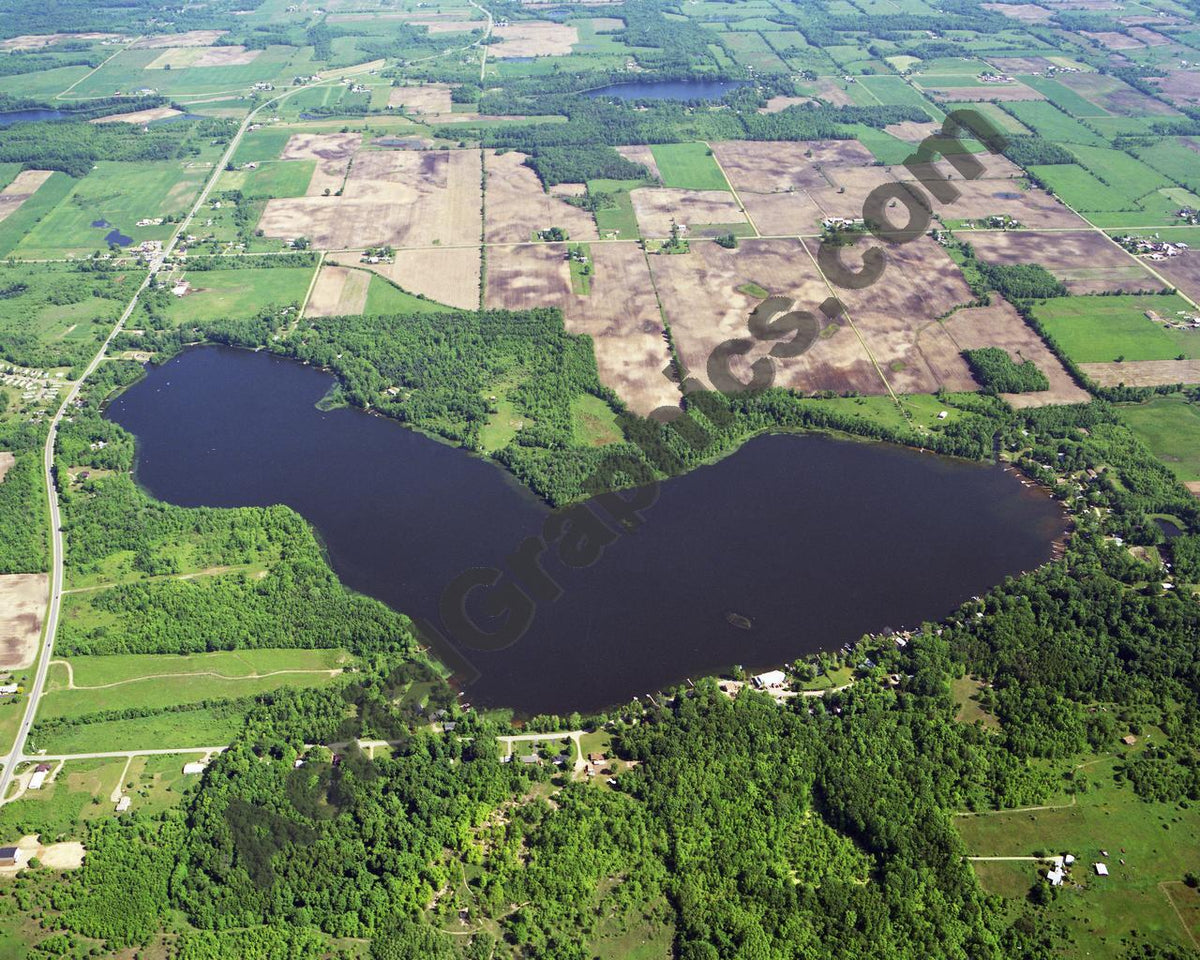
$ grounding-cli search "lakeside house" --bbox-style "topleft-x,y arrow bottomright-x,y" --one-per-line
752,670 -> 788,689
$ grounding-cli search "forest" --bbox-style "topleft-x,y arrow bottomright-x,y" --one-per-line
963,347 -> 1051,394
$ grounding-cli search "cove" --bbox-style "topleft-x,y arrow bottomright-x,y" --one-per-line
107,346 -> 1066,715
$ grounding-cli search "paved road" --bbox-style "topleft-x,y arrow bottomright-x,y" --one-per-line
0,64 -> 379,804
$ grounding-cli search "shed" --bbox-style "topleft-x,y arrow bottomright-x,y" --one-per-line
1122,734 -> 1137,746
182,762 -> 207,775
0,847 -> 19,867
27,769 -> 48,791
1094,863 -> 1109,876
115,796 -> 131,812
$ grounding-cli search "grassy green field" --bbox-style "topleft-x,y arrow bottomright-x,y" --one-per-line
1029,164 -> 1136,213
30,707 -> 247,755
588,178 -> 648,238
167,265 -> 316,323
218,159 -> 316,198
1003,101 -> 1107,147
1031,294 -> 1200,363
12,161 -> 207,259
363,275 -> 455,315
650,143 -> 729,191
958,756 -> 1200,958
571,393 -> 622,446
1134,138 -> 1200,194
231,126 -> 298,165
0,172 -> 76,259
1117,396 -> 1200,484
38,648 -> 349,720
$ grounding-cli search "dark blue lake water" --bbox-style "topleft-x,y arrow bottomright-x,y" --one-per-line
0,109 -> 68,126
583,79 -> 748,101
108,346 -> 1066,714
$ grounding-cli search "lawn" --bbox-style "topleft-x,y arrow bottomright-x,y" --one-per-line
1117,396 -> 1200,484
13,161 -> 208,259
1031,294 -> 1200,363
650,143 -> 730,192
957,757 -> 1200,958
167,265 -> 316,324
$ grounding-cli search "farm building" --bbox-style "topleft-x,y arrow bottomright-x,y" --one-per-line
27,764 -> 50,791
0,847 -> 19,867
752,670 -> 788,689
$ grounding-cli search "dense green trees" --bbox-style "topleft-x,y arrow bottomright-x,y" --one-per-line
963,347 -> 1051,393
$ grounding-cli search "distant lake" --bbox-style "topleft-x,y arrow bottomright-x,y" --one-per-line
0,109 -> 67,126
582,79 -> 748,101
108,346 -> 1066,715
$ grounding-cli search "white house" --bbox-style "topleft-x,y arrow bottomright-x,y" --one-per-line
182,762 -> 207,775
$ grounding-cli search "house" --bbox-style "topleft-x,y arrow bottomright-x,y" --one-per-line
28,764 -> 50,791
1122,734 -> 1138,746
1047,864 -> 1065,886
752,670 -> 788,689
588,752 -> 607,764
520,754 -> 540,765
0,684 -> 17,696
0,847 -> 19,867
115,796 -> 131,812
1094,863 -> 1109,876
182,762 -> 207,775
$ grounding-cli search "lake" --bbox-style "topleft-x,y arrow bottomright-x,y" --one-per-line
0,109 -> 67,127
582,79 -> 747,101
107,346 -> 1066,715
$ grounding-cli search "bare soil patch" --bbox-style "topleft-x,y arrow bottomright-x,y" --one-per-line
648,238 -> 884,395
485,151 -> 597,243
0,574 -> 47,671
982,3 -> 1053,20
131,30 -> 227,48
814,78 -> 856,106
491,21 -> 578,57
923,83 -> 1046,101
630,188 -> 747,238
1057,71 -> 1181,116
942,297 -> 1089,405
146,45 -> 259,68
1082,359 -> 1200,386
0,170 -> 53,227
921,179 -> 1084,228
332,248 -> 480,310
550,183 -> 587,197
1151,72 -> 1200,109
884,120 -> 942,142
91,107 -> 183,125
967,230 -> 1159,293
39,842 -> 85,870
423,20 -> 488,32
260,149 -> 482,249
0,453 -> 13,484
1127,26 -> 1170,45
280,131 -> 360,196
804,236 -> 977,394
761,96 -> 817,113
0,32 -> 121,50
1081,31 -> 1143,50
304,265 -> 370,317
1151,250 -> 1200,304
388,84 -> 454,114
615,144 -> 661,181
487,242 -> 679,413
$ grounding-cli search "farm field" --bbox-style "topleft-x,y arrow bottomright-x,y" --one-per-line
12,162 -> 208,259
31,707 -> 246,755
1031,294 -> 1200,363
165,265 -> 316,324
649,142 -> 730,191
38,648 -> 350,719
964,230 -> 1158,294
1117,396 -> 1200,484
958,758 -> 1200,959
330,247 -> 479,310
